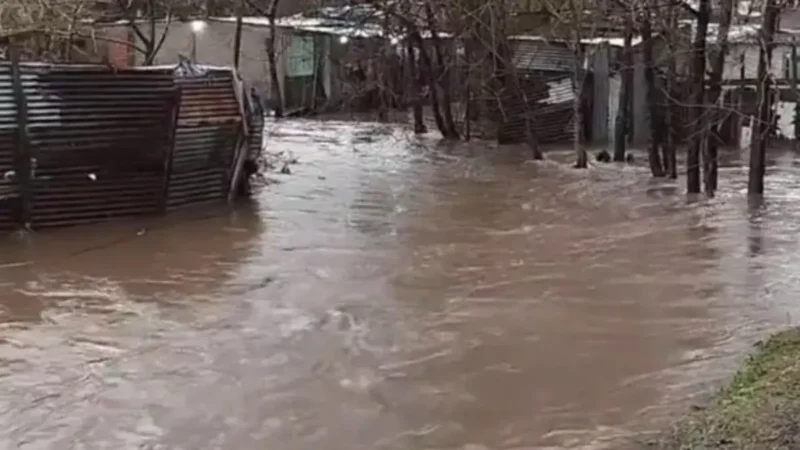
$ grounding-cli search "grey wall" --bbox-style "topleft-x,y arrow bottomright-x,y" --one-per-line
118,21 -> 289,106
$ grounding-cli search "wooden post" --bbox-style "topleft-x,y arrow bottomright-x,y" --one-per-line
791,44 -> 799,141
9,43 -> 32,229
161,88 -> 182,214
738,53 -> 746,147
465,84 -> 471,141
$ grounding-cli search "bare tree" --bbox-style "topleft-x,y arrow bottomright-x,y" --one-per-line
424,1 -> 460,138
687,0 -> 710,194
641,0 -> 665,176
405,39 -> 428,133
703,0 -> 735,195
660,0 -> 679,179
113,0 -> 176,65
748,0 -> 780,195
1,0 -> 91,60
568,0 -> 589,168
244,0 -> 284,117
614,8 -> 634,162
266,0 -> 284,118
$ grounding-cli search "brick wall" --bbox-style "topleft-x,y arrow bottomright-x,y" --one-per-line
104,26 -> 133,68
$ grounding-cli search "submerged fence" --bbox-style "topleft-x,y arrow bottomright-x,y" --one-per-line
0,60 -> 263,230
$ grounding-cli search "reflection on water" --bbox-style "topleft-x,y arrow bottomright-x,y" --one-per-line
3,120 -> 800,449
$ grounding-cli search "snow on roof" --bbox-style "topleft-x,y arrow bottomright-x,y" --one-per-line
135,63 -> 232,72
683,0 -> 762,18
211,16 -> 385,38
681,20 -> 798,44
737,0 -> 763,18
510,34 -> 644,47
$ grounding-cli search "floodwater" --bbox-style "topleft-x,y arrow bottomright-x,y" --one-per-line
3,120 -> 800,449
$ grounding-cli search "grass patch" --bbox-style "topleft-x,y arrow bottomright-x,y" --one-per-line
657,328 -> 800,449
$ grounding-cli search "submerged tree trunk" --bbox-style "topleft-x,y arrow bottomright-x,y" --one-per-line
704,0 -> 734,195
267,0 -> 284,117
573,49 -> 588,168
792,46 -> 800,142
570,0 -> 588,168
406,40 -> 427,134
411,32 -> 451,138
574,74 -> 588,168
425,3 -> 459,139
687,0 -> 711,193
748,0 -> 780,195
614,14 -> 634,162
641,6 -> 665,177
662,0 -> 678,179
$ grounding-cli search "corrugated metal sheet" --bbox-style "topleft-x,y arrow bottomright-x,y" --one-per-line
494,72 -> 586,145
167,69 -> 243,211
0,63 -> 177,229
0,61 -> 264,231
247,112 -> 265,161
0,67 -> 18,230
513,41 -> 576,73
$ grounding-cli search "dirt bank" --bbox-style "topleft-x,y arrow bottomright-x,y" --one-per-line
656,328 -> 800,449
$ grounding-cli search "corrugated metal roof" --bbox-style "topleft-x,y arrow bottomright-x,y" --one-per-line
513,41 -> 576,73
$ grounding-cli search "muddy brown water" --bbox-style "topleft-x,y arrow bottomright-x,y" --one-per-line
3,120 -> 800,449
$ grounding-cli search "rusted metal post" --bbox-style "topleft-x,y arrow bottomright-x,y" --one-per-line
9,43 -> 32,229
161,88 -> 182,213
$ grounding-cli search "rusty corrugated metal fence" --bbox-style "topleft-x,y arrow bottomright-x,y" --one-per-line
0,61 -> 263,231
167,69 -> 243,210
496,71 -> 587,144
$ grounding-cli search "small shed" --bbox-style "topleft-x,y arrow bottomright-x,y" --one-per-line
487,33 -> 661,147
506,37 -> 583,144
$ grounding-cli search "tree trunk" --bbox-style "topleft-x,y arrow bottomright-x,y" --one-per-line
641,6 -> 665,177
406,40 -> 427,133
233,0 -> 244,70
570,0 -> 588,168
748,0 -> 780,195
573,50 -> 588,168
687,0 -> 710,193
704,0 -> 734,195
412,32 -> 451,139
792,46 -> 800,142
267,0 -> 284,118
663,0 -> 678,179
377,12 -> 391,121
425,3 -> 459,139
614,14 -> 633,162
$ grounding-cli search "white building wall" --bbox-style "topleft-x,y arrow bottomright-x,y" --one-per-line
124,21 -> 287,106
723,43 -> 794,80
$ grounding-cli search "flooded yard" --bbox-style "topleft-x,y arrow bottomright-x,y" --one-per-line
2,119 -> 800,449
